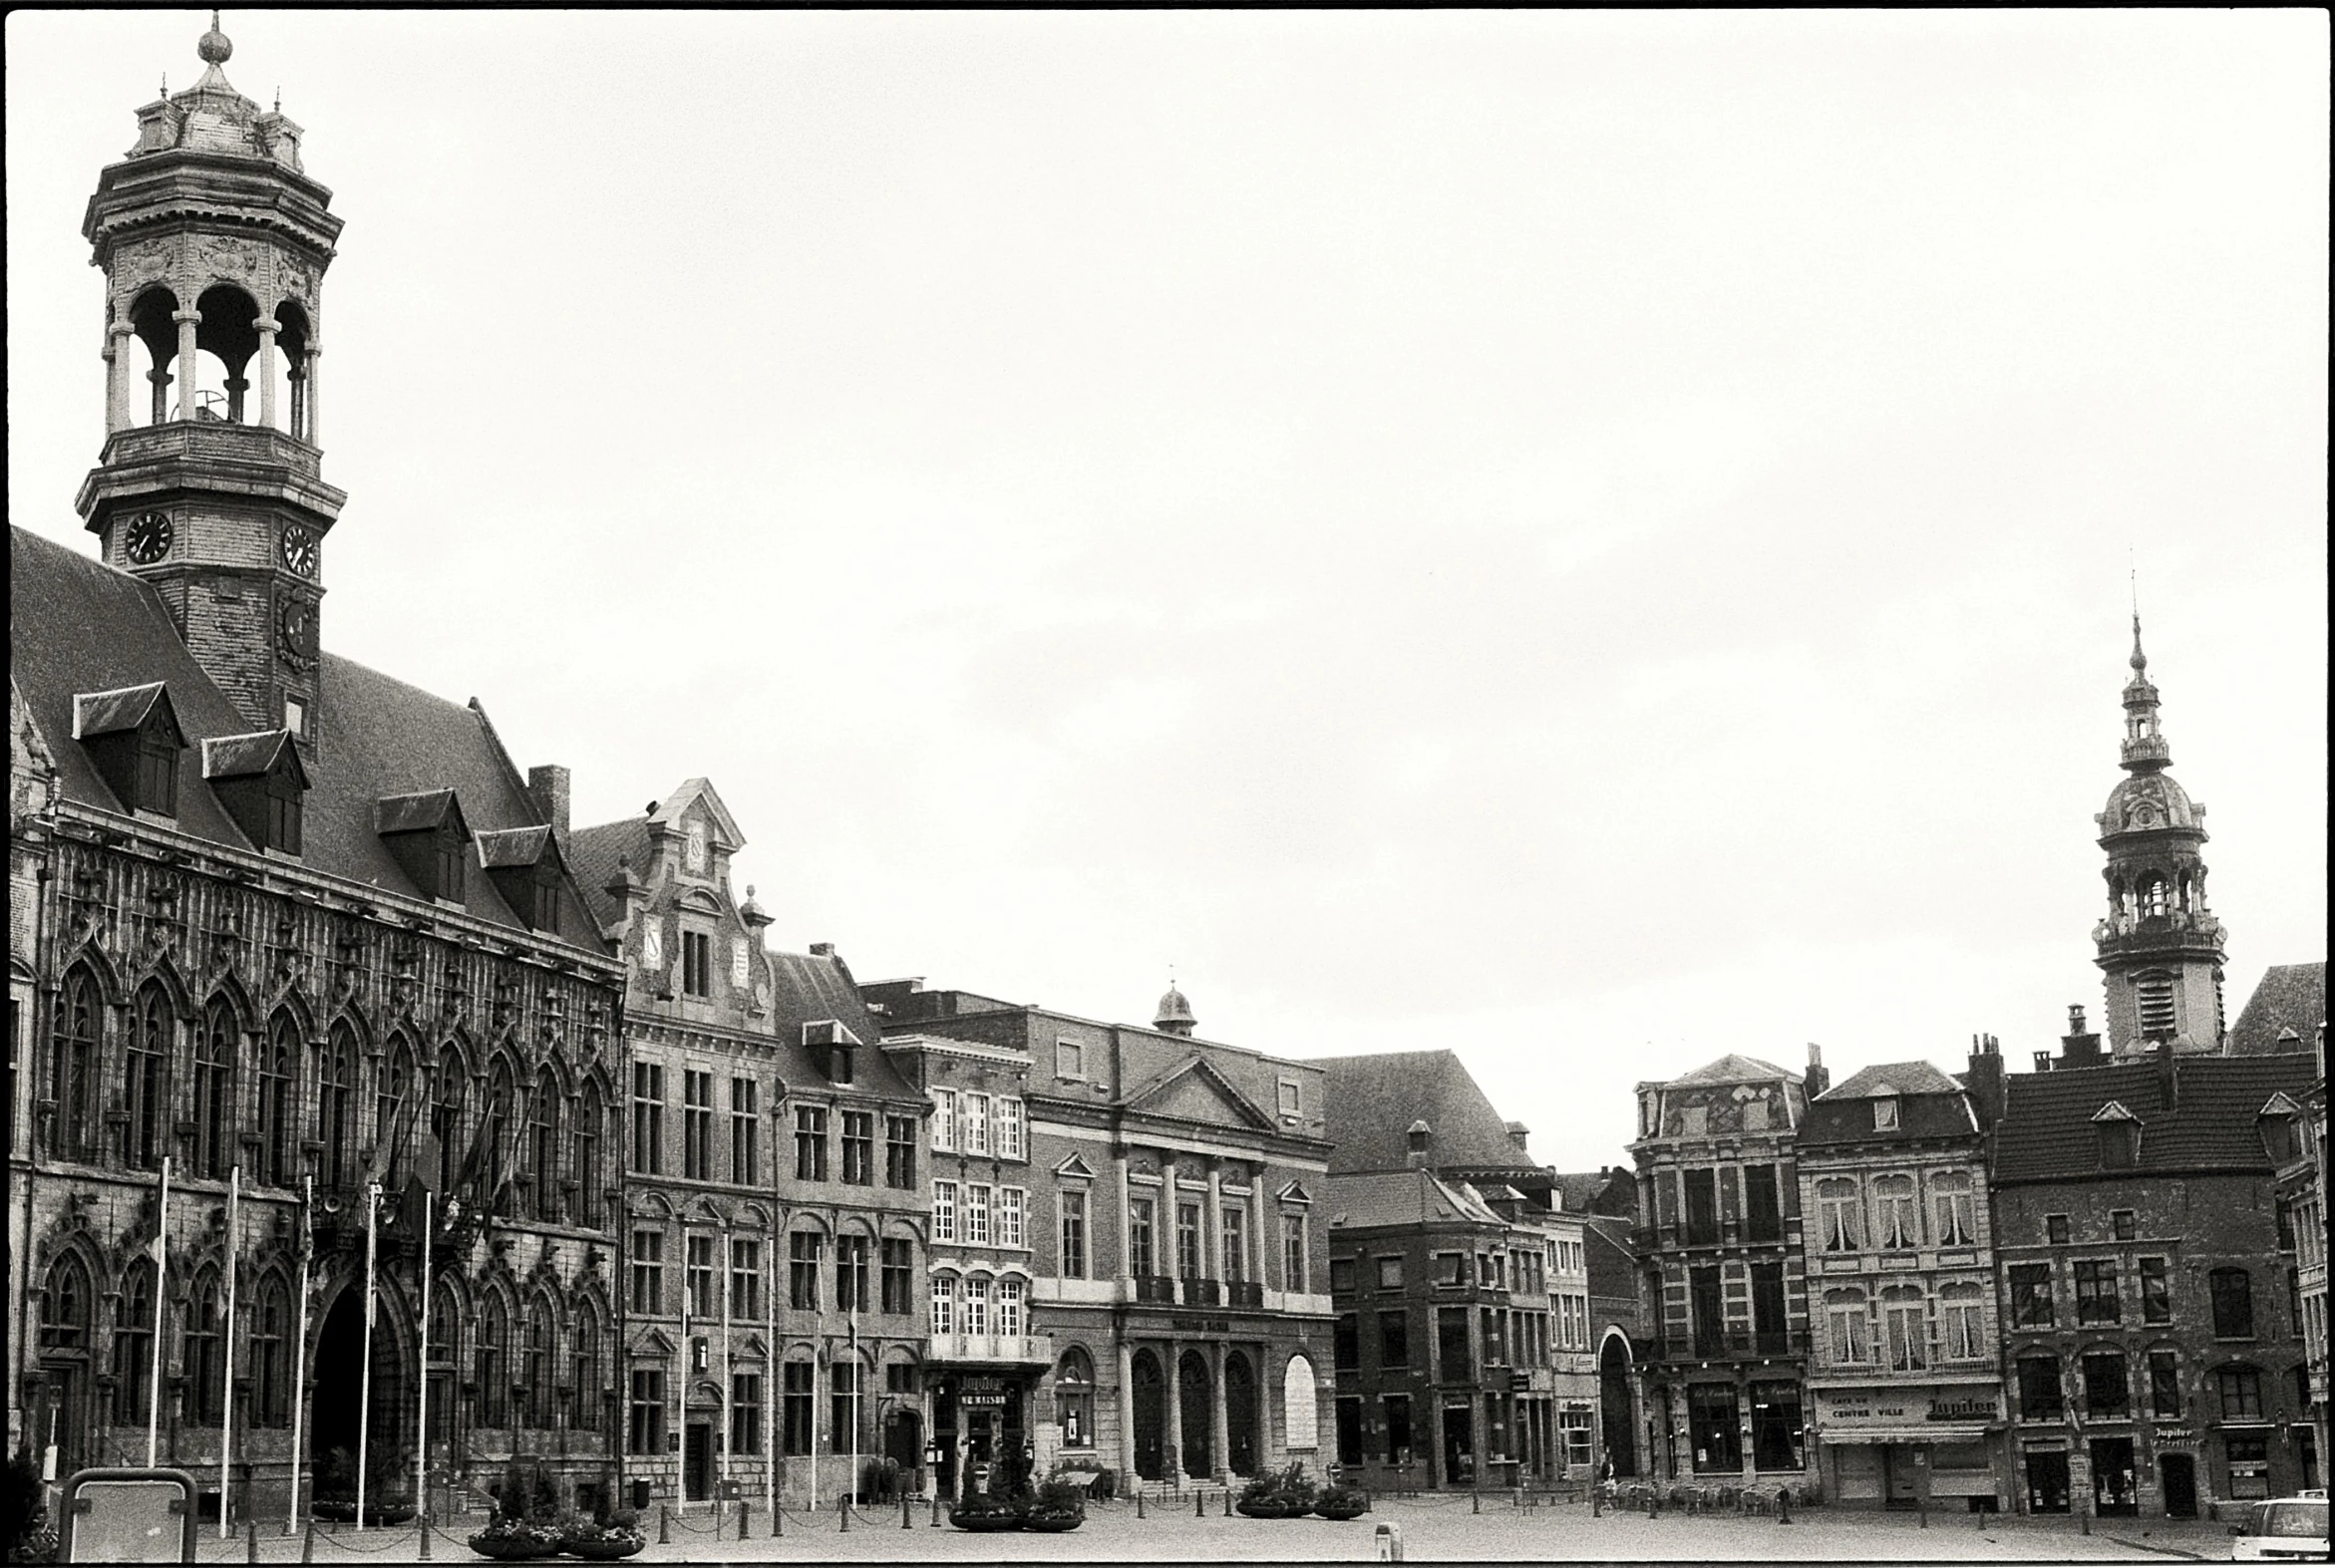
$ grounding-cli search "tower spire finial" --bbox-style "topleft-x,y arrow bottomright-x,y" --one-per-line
197,11 -> 232,68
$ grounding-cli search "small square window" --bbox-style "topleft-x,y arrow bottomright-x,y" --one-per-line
2046,1214 -> 2071,1245
1329,1258 -> 1356,1294
2112,1210 -> 2138,1241
283,698 -> 304,735
1872,1098 -> 1899,1131
1377,1256 -> 1404,1290
1277,1080 -> 1302,1116
1056,1040 -> 1085,1081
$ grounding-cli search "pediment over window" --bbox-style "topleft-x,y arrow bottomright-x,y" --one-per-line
204,731 -> 309,854
377,789 -> 472,902
1123,1055 -> 1276,1130
1277,1180 -> 1312,1205
477,824 -> 565,930
631,1327 -> 676,1358
1054,1153 -> 1097,1180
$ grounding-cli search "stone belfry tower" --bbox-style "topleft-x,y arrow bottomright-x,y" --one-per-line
2091,618 -> 2227,1056
74,14 -> 347,746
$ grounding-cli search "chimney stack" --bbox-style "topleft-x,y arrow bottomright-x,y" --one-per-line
1964,1031 -> 2005,1130
2060,1004 -> 2103,1069
1804,1043 -> 1830,1098
528,765 -> 571,853
1505,1120 -> 1530,1154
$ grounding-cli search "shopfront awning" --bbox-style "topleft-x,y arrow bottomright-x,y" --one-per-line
1819,1426 -> 1993,1443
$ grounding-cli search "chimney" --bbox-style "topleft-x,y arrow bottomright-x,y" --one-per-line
2059,1004 -> 2103,1069
1406,1119 -> 1433,1168
1964,1032 -> 2005,1130
1504,1120 -> 1531,1154
2033,1052 -> 2053,1074
1804,1043 -> 1830,1098
527,765 -> 571,853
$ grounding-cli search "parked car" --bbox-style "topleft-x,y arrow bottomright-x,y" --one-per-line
2229,1495 -> 2328,1562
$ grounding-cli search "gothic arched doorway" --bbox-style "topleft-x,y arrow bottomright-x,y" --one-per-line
311,1282 -> 412,1511
1223,1353 -> 1258,1476
1177,1352 -> 1213,1478
1131,1351 -> 1165,1479
1598,1334 -> 1637,1478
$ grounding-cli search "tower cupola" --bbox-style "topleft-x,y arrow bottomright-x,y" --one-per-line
2091,618 -> 2226,1057
74,14 -> 347,747
1154,981 -> 1196,1037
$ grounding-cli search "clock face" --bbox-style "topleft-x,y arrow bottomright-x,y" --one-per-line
281,525 -> 318,576
126,511 -> 172,565
278,598 -> 316,667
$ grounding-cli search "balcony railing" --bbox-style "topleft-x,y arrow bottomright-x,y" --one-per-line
100,419 -> 323,478
1133,1275 -> 1176,1304
926,1333 -> 1054,1367
1179,1277 -> 1222,1308
1656,1328 -> 1809,1361
1226,1280 -> 1264,1309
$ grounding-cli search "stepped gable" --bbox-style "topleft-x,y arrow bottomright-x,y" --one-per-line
1318,1049 -> 1540,1175
1991,1053 -> 2319,1183
11,524 -> 598,946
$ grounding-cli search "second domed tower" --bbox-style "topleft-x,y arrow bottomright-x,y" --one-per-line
2091,619 -> 2226,1055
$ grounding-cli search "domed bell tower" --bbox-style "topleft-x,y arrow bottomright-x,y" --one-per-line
74,15 -> 347,750
2091,619 -> 2226,1056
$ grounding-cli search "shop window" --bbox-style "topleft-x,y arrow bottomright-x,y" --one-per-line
1056,1348 -> 1095,1448
1749,1382 -> 1801,1472
1687,1385 -> 1741,1473
2226,1434 -> 2270,1499
2017,1356 -> 2064,1421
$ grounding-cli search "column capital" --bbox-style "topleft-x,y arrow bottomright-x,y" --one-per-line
252,317 -> 281,336
172,309 -> 203,325
109,319 -> 139,339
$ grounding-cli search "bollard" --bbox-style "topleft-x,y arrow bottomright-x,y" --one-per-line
1473,1486 -> 1481,1514
1592,1484 -> 1602,1518
1137,1487 -> 1146,1519
931,1492 -> 941,1528
1224,1487 -> 1233,1517
840,1492 -> 851,1532
743,1500 -> 754,1540
300,1520 -> 315,1563
1777,1488 -> 1791,1525
1197,1487 -> 1206,1517
2080,1502 -> 2090,1536
1919,1495 -> 1927,1529
658,1503 -> 671,1544
776,1496 -> 786,1537
1649,1489 -> 1660,1520
246,1518 -> 259,1563
903,1492 -> 913,1529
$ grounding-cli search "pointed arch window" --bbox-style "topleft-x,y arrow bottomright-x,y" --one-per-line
112,1261 -> 157,1425
478,1295 -> 509,1427
379,1038 -> 416,1187
524,1299 -> 555,1428
39,1254 -> 92,1351
569,1310 -> 599,1432
252,1275 -> 290,1427
127,983 -> 172,1170
434,1046 -> 469,1195
531,1070 -> 562,1222
575,1082 -> 604,1227
184,1268 -> 222,1426
260,1012 -> 298,1186
318,1023 -> 357,1190
484,1058 -> 518,1208
50,969 -> 98,1160
194,998 -> 237,1178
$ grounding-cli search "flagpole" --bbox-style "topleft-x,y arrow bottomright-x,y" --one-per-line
148,1157 -> 170,1467
357,1180 -> 379,1534
220,1165 -> 240,1538
288,1175 -> 312,1534
720,1224 -> 732,1498
416,1189 -> 432,1536
848,1302 -> 858,1517
765,1219 -> 776,1512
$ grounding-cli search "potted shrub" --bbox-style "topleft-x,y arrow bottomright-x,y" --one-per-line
1235,1461 -> 1318,1519
946,1491 -> 1025,1532
1022,1476 -> 1088,1533
557,1504 -> 645,1561
468,1459 -> 563,1560
1314,1480 -> 1370,1520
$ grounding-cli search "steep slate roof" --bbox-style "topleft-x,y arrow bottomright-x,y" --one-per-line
1329,1167 -> 1506,1231
1801,1060 -> 1977,1145
568,815 -> 652,928
762,946 -> 922,1102
10,526 -> 599,947
1672,1053 -> 1799,1086
2229,962 -> 2326,1056
1318,1050 -> 1539,1175
1991,1053 -> 2319,1183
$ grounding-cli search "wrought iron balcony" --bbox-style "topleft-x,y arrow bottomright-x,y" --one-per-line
1133,1275 -> 1176,1304
1179,1277 -> 1222,1308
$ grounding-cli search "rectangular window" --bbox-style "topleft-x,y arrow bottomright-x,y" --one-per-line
2112,1209 -> 2138,1241
1436,1307 -> 1471,1379
1818,1180 -> 1862,1252
731,1372 -> 763,1455
683,1070 -> 714,1181
1884,1296 -> 1926,1371
687,1232 -> 718,1320
788,1232 -> 823,1311
1129,1196 -> 1156,1277
883,1115 -> 917,1188
963,1093 -> 989,1156
1743,1163 -> 1783,1242
1872,1098 -> 1899,1131
834,1235 -> 868,1313
2017,1356 -> 2064,1421
840,1109 -> 873,1185
2009,1263 -> 2056,1328
630,1229 -> 664,1315
998,1187 -> 1026,1248
931,1180 -> 956,1244
1221,1206 -> 1246,1281
2216,1367 -> 2264,1419
1377,1256 -> 1404,1290
795,1105 -> 829,1182
1336,1397 -> 1363,1466
1934,1180 -> 1977,1247
2046,1214 -> 2071,1245
1690,1266 -> 1725,1356
1278,1080 -> 1302,1116
1942,1291 -> 1983,1361
1683,1168 -> 1719,1245
1334,1314 -> 1359,1371
2140,1256 -> 2172,1323
2210,1269 -> 2255,1339
2149,1351 -> 2181,1418
1435,1252 -> 1465,1286
1056,1040 -> 1084,1080
2226,1434 -> 2270,1499
1176,1202 -> 1202,1278
1379,1310 -> 1409,1368
830,1364 -> 861,1452
683,931 -> 711,997
1750,1382 -> 1802,1472
879,1238 -> 912,1315
730,1077 -> 758,1186
731,1238 -> 762,1320
1750,1261 -> 1787,1348
929,1275 -> 954,1337
996,1098 -> 1025,1159
1059,1190 -> 1088,1279
2074,1260 -> 2120,1324
1480,1307 -> 1505,1368
930,1089 -> 956,1152
781,1363 -> 814,1455
965,1183 -> 992,1246
1283,1212 -> 1308,1292
631,1063 -> 664,1175
629,1368 -> 665,1456
2082,1351 -> 2129,1417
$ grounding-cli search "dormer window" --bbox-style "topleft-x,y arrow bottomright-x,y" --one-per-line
803,1019 -> 862,1085
74,683 -> 184,818
202,731 -> 309,854
2092,1101 -> 2143,1169
2256,1094 -> 2302,1163
377,789 -> 472,903
477,826 -> 565,932
1872,1098 -> 1900,1132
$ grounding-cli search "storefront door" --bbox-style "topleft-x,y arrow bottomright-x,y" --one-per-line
2024,1449 -> 2070,1513
1885,1445 -> 1921,1507
2090,1438 -> 2137,1516
1443,1405 -> 1475,1486
2159,1453 -> 2196,1519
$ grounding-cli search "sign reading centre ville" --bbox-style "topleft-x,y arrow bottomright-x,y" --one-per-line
1815,1389 -> 2001,1431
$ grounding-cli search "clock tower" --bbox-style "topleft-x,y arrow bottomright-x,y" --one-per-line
2090,618 -> 2227,1056
74,14 -> 347,746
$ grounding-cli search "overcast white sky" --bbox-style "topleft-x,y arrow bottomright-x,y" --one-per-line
9,10 -> 2326,1169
